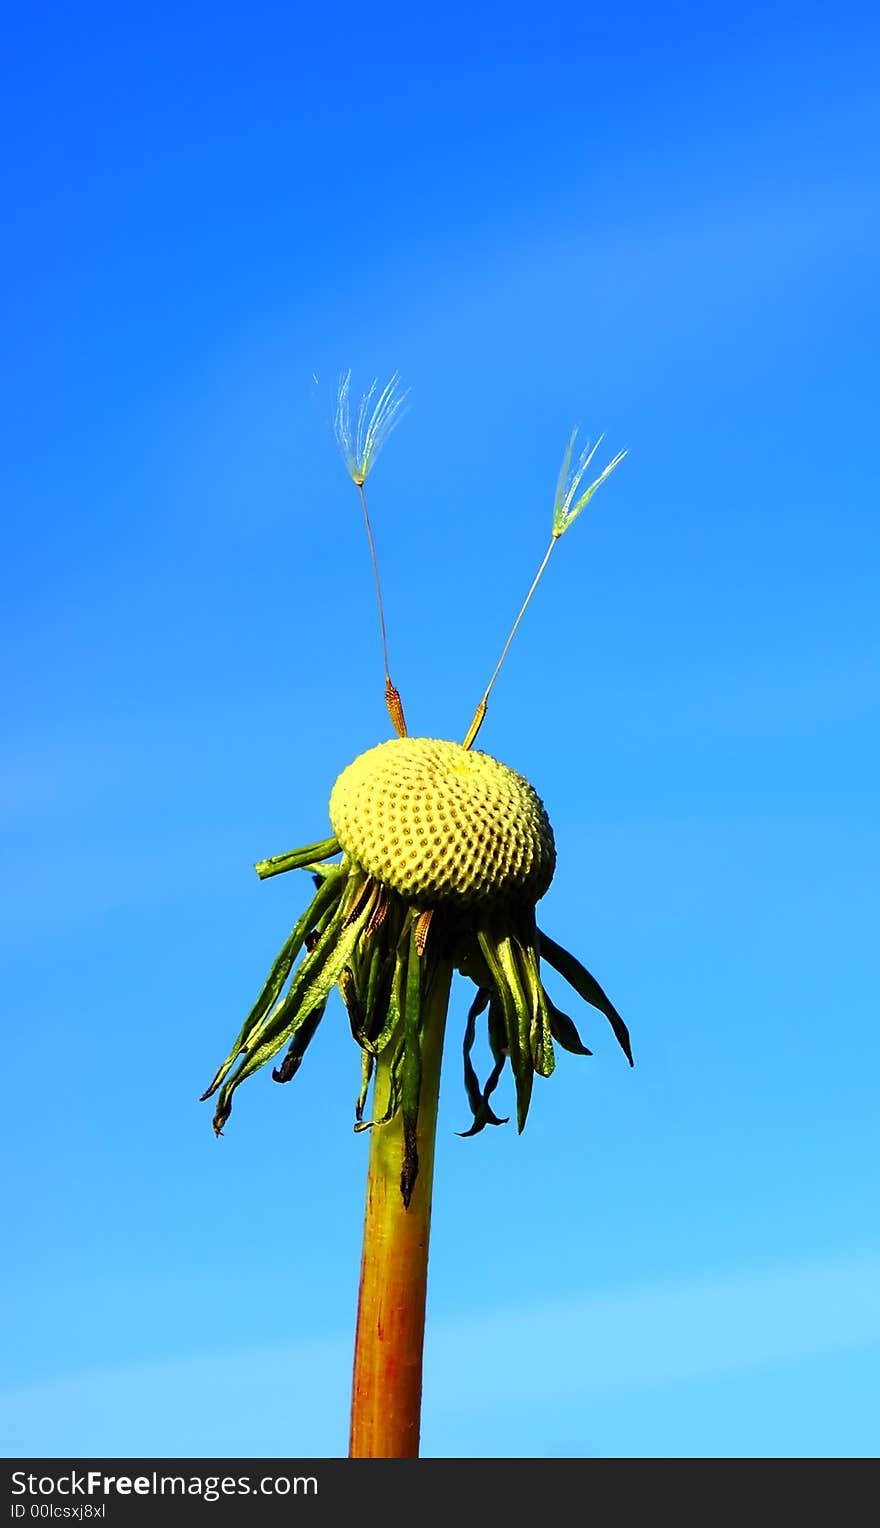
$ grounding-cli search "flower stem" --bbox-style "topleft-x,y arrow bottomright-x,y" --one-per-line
349,959 -> 454,1458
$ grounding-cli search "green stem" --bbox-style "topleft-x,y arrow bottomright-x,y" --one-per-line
254,837 -> 340,880
348,959 -> 453,1458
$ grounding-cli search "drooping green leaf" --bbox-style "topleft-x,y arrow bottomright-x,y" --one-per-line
498,933 -> 536,1130
338,963 -> 364,1043
348,941 -> 384,1056
462,987 -> 491,1117
234,908 -> 357,1075
546,997 -> 593,1057
477,931 -> 517,1063
355,1048 -> 374,1122
376,1037 -> 406,1127
355,1035 -> 406,1131
482,999 -> 509,1114
515,938 -> 556,1080
271,1002 -> 327,1083
200,867 -> 346,1099
401,918 -> 423,1121
480,929 -> 534,1132
459,1059 -> 508,1138
370,978 -> 402,1057
361,902 -> 406,1052
211,896 -> 372,1131
538,929 -> 633,1065
399,918 -> 427,1205
458,987 -> 509,1136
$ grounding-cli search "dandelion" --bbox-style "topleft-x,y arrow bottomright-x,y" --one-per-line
202,382 -> 631,1458
333,371 -> 410,737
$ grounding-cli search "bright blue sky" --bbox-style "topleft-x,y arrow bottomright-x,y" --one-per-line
2,1 -> 879,1460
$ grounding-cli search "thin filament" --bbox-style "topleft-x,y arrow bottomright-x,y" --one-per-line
463,537 -> 558,749
358,481 -> 392,684
358,482 -> 407,737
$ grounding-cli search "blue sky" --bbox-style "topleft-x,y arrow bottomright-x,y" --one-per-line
2,1 -> 879,1459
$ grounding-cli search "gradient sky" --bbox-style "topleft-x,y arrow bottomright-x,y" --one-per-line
2,2 -> 879,1460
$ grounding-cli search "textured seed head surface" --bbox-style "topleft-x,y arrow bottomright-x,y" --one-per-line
329,737 -> 556,907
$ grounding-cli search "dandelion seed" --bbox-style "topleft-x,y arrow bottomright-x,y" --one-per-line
334,369 -> 409,486
553,428 -> 628,539
462,425 -> 627,748
331,371 -> 411,738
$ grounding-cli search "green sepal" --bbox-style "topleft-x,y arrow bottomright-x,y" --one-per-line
338,964 -> 363,1040
254,836 -> 341,881
376,928 -> 408,1053
461,986 -> 490,1117
546,997 -> 593,1057
372,1045 -> 405,1126
479,929 -> 534,1132
486,994 -> 508,1069
271,1002 -> 327,1083
353,931 -> 409,1130
400,918 -> 423,1206
211,893 -> 372,1131
354,1035 -> 406,1131
307,862 -> 345,882
355,1048 -> 374,1122
497,933 -> 536,1131
343,941 -> 381,1055
360,941 -> 385,1042
401,919 -> 422,1114
458,986 -> 509,1136
369,975 -> 403,1057
200,867 -> 346,1099
357,903 -> 406,1056
516,938 -> 556,1080
538,929 -> 633,1065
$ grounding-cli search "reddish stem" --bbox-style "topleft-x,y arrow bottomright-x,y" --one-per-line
349,962 -> 453,1458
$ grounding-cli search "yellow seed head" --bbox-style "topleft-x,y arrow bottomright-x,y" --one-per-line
329,737 -> 556,907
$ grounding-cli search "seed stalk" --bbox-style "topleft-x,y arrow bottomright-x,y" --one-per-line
349,958 -> 453,1458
